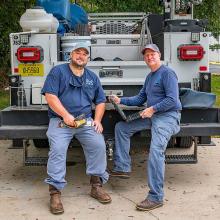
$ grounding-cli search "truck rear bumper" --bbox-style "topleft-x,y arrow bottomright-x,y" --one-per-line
1,107 -> 220,139
1,123 -> 220,139
0,125 -> 47,139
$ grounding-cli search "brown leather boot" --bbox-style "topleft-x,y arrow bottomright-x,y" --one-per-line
49,185 -> 64,214
90,176 -> 112,204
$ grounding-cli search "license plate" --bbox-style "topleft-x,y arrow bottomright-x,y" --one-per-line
99,69 -> 123,78
18,63 -> 44,76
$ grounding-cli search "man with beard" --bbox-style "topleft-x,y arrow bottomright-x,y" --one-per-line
41,42 -> 111,215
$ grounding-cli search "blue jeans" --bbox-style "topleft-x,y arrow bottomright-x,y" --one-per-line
45,117 -> 109,190
113,111 -> 181,202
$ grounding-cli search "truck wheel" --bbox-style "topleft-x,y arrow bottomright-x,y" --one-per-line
12,139 -> 24,148
33,139 -> 49,148
176,137 -> 193,148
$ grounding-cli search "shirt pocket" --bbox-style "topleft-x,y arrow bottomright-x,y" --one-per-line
152,80 -> 164,94
83,85 -> 96,101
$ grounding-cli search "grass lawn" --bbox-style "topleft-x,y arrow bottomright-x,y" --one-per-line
0,75 -> 220,110
211,74 -> 220,107
0,90 -> 9,110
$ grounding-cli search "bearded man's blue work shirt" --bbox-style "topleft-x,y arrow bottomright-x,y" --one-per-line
41,63 -> 106,118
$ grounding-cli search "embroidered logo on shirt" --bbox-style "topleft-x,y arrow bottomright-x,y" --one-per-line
85,79 -> 94,86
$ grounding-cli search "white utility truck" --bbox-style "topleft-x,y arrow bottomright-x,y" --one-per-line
1,0 -> 220,165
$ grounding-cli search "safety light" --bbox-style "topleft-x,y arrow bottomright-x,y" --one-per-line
191,32 -> 200,42
199,66 -> 208,71
16,46 -> 44,63
177,44 -> 204,61
20,34 -> 30,44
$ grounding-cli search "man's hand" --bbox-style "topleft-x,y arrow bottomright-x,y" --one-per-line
45,93 -> 76,126
109,95 -> 121,104
140,106 -> 155,118
92,120 -> 103,133
63,114 -> 76,127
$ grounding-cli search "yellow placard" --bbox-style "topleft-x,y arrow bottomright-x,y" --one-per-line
18,63 -> 44,76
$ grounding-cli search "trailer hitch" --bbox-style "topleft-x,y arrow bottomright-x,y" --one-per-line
106,138 -> 114,161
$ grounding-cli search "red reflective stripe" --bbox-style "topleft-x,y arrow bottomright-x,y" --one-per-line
14,67 -> 19,73
199,66 -> 207,71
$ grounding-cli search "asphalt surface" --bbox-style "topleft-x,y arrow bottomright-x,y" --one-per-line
0,139 -> 220,220
210,63 -> 220,73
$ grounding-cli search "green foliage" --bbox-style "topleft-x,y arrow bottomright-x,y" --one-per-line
194,0 -> 220,37
210,44 -> 220,50
0,90 -> 9,110
76,0 -> 162,13
0,0 -> 35,89
211,74 -> 220,107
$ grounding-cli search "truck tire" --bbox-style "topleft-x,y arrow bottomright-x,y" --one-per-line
176,137 -> 193,148
33,139 -> 49,148
12,139 -> 23,148
167,137 -> 176,148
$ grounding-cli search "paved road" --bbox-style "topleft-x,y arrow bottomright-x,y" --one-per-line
210,63 -> 220,73
0,139 -> 220,220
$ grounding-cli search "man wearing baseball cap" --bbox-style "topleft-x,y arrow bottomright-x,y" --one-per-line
42,42 -> 111,214
110,43 -> 182,211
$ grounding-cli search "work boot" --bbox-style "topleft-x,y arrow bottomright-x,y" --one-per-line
90,176 -> 112,204
136,198 -> 163,211
109,170 -> 131,179
49,185 -> 64,214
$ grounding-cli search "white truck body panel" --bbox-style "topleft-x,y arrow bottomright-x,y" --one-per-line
164,32 -> 210,88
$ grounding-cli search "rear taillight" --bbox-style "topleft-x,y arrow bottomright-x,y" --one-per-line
16,46 -> 44,63
199,66 -> 208,71
177,44 -> 204,61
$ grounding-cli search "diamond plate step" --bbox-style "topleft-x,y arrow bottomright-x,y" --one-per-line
24,157 -> 48,166
24,157 -> 77,166
165,154 -> 197,164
